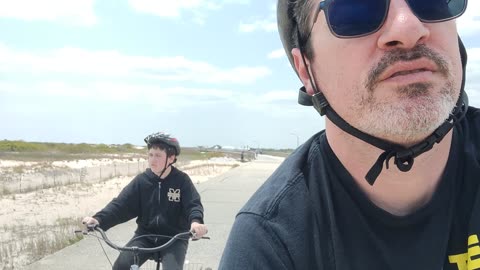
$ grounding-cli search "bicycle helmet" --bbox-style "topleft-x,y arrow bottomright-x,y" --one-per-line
276,0 -> 469,185
144,132 -> 181,156
277,0 -> 298,78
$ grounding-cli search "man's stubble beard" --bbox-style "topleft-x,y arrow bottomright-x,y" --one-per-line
353,80 -> 457,145
352,44 -> 458,145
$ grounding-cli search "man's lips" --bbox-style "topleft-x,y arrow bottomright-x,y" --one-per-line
378,59 -> 438,82
389,68 -> 429,77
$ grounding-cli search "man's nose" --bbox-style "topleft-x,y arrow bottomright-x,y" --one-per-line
376,0 -> 430,50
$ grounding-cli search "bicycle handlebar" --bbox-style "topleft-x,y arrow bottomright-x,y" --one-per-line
75,225 -> 209,254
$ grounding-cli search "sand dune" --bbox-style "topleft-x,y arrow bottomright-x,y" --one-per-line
0,157 -> 240,270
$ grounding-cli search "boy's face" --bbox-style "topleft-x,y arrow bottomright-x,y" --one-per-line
148,147 -> 176,176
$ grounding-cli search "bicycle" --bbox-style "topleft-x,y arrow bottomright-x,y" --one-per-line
75,225 -> 210,270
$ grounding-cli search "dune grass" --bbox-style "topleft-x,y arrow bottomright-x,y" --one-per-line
0,217 -> 83,270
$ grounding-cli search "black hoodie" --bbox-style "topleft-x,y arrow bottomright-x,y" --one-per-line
93,167 -> 204,236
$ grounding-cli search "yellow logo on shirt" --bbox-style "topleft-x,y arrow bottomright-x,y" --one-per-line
449,234 -> 480,270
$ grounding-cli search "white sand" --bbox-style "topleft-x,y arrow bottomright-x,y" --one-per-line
0,158 -> 239,228
51,158 -> 146,169
0,157 -> 240,269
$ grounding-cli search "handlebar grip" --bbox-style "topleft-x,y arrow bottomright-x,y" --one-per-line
86,224 -> 98,231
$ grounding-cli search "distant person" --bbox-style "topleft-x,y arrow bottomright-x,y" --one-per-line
83,132 -> 208,270
219,0 -> 478,269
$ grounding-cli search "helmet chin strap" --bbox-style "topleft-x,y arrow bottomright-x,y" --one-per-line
300,37 -> 469,185
158,156 -> 177,179
312,88 -> 467,185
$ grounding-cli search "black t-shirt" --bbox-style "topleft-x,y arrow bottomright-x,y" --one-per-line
319,128 -> 457,269
310,107 -> 480,270
219,107 -> 480,270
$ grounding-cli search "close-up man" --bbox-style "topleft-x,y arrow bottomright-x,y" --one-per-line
219,0 -> 479,269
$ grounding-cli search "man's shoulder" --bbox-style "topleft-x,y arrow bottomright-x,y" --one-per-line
466,106 -> 480,121
466,106 -> 480,125
239,131 -> 325,219
462,106 -> 480,144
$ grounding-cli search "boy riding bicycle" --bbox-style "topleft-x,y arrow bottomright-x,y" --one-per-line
83,132 -> 208,270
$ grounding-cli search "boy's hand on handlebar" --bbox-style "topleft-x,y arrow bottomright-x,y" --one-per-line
82,216 -> 99,230
190,222 -> 208,239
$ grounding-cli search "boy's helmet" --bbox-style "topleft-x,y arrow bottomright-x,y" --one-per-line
144,132 -> 181,156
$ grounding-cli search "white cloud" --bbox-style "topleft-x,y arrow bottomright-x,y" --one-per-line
236,90 -> 300,116
239,3 -> 276,33
128,0 -> 218,18
257,90 -> 296,102
465,47 -> 480,107
128,0 -> 249,23
0,0 -> 97,26
0,79 -> 300,115
457,1 -> 480,37
239,19 -> 277,33
0,80 -> 237,113
24,81 -> 232,100
466,48 -> 480,75
0,44 -> 271,85
268,48 -> 286,59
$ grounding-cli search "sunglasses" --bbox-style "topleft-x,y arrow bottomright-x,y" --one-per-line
306,0 -> 468,39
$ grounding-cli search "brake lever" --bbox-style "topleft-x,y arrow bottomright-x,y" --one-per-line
74,229 -> 89,235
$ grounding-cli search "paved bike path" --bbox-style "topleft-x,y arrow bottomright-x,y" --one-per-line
22,155 -> 283,270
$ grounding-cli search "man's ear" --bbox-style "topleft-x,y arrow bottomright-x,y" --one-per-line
292,48 -> 315,95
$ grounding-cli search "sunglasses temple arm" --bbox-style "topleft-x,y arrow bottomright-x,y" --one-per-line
300,1 -> 325,46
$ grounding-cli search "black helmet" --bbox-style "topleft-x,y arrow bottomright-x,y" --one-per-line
277,0 -> 299,77
277,0 -> 328,106
144,132 -> 181,156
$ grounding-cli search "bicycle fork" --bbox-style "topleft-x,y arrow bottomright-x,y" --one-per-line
130,248 -> 141,270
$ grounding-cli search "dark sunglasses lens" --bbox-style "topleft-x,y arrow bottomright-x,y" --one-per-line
327,0 -> 387,37
408,0 -> 467,21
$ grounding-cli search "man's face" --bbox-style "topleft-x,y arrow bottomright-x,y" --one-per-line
299,0 -> 463,145
148,147 -> 175,176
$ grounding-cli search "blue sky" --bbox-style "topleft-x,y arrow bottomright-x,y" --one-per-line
0,0 -> 479,149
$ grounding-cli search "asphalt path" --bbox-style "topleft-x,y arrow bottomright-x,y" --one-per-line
22,155 -> 284,270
